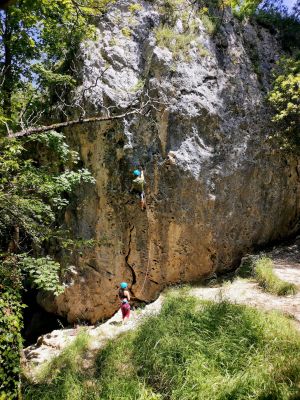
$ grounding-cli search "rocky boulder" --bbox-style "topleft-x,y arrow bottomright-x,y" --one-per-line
37,0 -> 300,323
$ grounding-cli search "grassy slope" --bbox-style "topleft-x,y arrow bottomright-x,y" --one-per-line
23,292 -> 300,400
254,257 -> 298,296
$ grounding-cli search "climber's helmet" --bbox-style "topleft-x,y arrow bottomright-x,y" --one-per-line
120,282 -> 128,289
133,169 -> 141,177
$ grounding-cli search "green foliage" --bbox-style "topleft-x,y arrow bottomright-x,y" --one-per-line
0,0 -> 114,130
155,25 -> 198,58
0,2 -> 101,399
38,331 -> 90,381
154,0 -> 211,60
256,0 -> 300,51
237,255 -> 298,295
25,295 -> 300,399
0,134 -> 94,247
0,289 -> 24,400
0,132 -> 95,398
268,57 -> 300,150
0,132 -> 94,292
121,26 -> 132,38
129,3 -> 143,14
254,256 -> 298,295
130,295 -> 300,399
229,0 -> 300,53
231,0 -> 262,18
200,13 -> 217,34
32,65 -> 77,88
21,256 -> 64,295
235,254 -> 260,277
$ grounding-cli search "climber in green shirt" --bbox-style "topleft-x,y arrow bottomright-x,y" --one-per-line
130,168 -> 146,210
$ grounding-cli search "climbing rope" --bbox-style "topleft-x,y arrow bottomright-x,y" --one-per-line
140,240 -> 151,295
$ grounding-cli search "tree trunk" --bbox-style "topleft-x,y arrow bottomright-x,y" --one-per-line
2,10 -> 13,119
7,225 -> 20,253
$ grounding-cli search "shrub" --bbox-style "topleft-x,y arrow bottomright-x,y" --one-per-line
268,56 -> 300,151
0,290 -> 23,400
235,254 -> 260,277
200,13 -> 217,34
256,1 -> 300,51
155,25 -> 197,56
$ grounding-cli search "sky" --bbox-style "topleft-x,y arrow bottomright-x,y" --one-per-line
282,0 -> 297,11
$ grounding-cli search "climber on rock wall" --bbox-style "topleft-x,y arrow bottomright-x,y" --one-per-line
130,167 -> 146,210
118,282 -> 131,324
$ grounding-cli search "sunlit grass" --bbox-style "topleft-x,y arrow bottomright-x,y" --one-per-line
22,332 -> 100,400
24,293 -> 300,399
254,257 -> 297,296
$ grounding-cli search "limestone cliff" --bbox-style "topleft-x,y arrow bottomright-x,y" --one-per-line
38,0 -> 300,323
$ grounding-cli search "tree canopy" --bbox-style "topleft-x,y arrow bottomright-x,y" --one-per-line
0,0 -> 113,131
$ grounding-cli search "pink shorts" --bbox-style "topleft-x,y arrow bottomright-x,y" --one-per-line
121,302 -> 130,319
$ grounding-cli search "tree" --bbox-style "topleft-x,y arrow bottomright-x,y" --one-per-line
255,0 -> 300,51
0,130 -> 96,398
0,3 -> 119,395
268,56 -> 300,150
0,0 -> 113,132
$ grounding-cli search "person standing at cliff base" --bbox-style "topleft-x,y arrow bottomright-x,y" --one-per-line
119,282 -> 131,324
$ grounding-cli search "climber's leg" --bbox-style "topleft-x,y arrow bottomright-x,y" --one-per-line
121,302 -> 131,324
140,191 -> 146,210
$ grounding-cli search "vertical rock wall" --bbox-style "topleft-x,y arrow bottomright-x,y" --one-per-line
38,0 -> 300,323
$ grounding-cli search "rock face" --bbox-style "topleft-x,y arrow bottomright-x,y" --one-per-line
38,0 -> 300,323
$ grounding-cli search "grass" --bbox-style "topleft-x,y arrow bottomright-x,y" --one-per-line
200,13 -> 217,35
24,293 -> 300,400
22,332 -> 99,400
237,255 -> 298,296
155,24 -> 209,61
155,25 -> 196,54
254,257 -> 298,296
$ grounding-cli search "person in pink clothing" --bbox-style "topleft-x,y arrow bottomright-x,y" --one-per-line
118,282 -> 131,323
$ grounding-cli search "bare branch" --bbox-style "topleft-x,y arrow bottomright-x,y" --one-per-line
8,107 -> 145,138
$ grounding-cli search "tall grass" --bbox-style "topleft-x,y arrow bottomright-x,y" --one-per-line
129,294 -> 300,400
254,257 -> 298,296
24,294 -> 300,399
22,332 -> 100,400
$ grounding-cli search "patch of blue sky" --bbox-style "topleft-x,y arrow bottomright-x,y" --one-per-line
282,0 -> 297,12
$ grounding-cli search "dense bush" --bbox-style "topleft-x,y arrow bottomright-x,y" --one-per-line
268,56 -> 300,150
0,290 -> 23,400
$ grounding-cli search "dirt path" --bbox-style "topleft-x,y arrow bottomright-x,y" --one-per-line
23,240 -> 300,378
190,279 -> 300,328
190,241 -> 300,328
22,296 -> 164,379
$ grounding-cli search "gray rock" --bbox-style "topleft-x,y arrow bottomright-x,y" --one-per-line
38,0 -> 300,323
